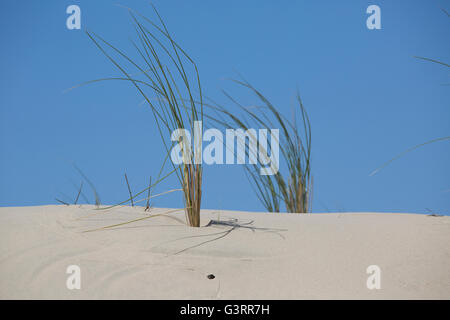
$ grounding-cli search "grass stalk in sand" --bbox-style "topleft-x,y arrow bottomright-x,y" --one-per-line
145,176 -> 152,211
74,182 -> 83,205
124,173 -> 134,207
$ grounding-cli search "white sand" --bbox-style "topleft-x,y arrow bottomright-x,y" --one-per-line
0,205 -> 449,299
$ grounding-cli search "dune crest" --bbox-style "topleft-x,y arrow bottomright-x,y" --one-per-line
0,205 -> 449,299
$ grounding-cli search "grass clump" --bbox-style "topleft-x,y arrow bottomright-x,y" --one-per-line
86,5 -> 203,226
209,79 -> 312,213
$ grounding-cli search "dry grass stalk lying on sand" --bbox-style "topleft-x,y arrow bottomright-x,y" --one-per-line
86,5 -> 203,226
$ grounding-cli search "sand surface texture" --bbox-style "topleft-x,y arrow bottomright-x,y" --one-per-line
0,205 -> 449,299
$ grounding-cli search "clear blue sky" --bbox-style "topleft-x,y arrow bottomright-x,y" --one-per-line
1,0 -> 449,214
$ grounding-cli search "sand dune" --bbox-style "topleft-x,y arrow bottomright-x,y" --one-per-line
0,205 -> 449,299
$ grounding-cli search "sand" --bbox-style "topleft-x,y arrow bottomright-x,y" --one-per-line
0,205 -> 449,299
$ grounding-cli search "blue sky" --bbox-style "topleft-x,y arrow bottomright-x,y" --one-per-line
0,0 -> 449,214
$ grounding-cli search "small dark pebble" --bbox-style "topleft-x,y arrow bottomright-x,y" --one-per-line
207,274 -> 215,279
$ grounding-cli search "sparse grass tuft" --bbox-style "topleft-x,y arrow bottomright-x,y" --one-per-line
74,182 -> 83,205
371,9 -> 450,176
73,164 -> 101,207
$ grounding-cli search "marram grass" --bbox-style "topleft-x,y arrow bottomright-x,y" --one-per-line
208,79 -> 312,213
86,5 -> 203,227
